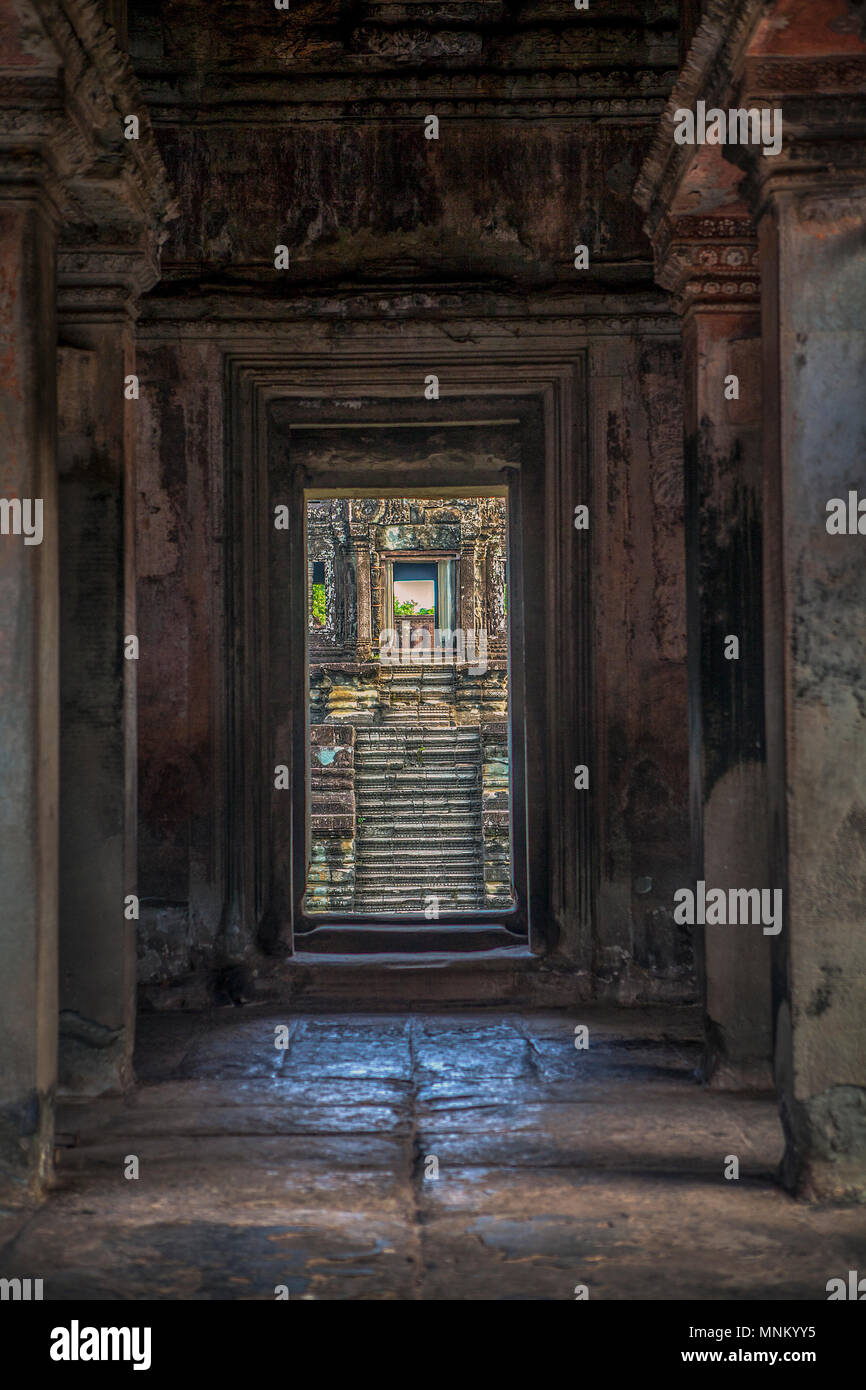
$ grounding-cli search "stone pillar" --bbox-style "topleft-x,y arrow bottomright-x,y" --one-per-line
459,534 -> 478,640
636,0 -> 866,1195
654,208 -> 772,1089
752,146 -> 866,1197
0,184 -> 59,1193
370,550 -> 382,648
55,242 -> 150,1094
353,544 -> 373,662
347,510 -> 373,661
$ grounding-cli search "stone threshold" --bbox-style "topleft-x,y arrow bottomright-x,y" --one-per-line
292,922 -> 525,954
138,956 -> 697,1013
266,946 -> 584,1008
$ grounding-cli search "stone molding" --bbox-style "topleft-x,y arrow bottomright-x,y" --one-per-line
58,240 -> 160,300
137,72 -> 677,125
735,92 -> 866,220
634,0 -> 764,234
137,296 -> 679,338
0,0 -> 176,253
635,1 -> 866,271
746,55 -> 866,95
654,212 -> 760,313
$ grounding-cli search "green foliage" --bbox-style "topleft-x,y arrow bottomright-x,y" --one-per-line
311,582 -> 327,626
394,599 -> 434,615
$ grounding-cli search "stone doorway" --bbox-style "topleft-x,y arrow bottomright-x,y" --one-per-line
227,365 -> 587,965
304,493 -> 515,931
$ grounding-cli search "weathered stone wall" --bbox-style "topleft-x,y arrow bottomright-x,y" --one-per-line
0,0 -> 174,1186
309,725 -> 355,913
134,338 -> 225,992
482,722 -> 511,908
134,319 -> 691,993
128,0 -> 677,292
130,0 -> 692,996
592,332 -> 692,996
636,0 -> 866,1190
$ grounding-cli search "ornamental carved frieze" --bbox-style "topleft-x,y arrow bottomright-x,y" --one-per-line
148,67 -> 678,125
654,214 -> 759,312
746,56 -> 866,96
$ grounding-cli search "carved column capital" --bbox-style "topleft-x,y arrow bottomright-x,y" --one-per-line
654,211 -> 760,315
57,230 -> 162,324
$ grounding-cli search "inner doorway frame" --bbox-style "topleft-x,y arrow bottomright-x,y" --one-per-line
223,353 -> 593,962
297,481 -> 525,937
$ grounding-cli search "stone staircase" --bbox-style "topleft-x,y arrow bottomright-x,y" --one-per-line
353,725 -> 484,913
380,664 -> 455,726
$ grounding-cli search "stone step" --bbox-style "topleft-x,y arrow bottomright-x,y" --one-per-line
356,794 -> 480,806
382,710 -> 452,725
355,883 -> 483,896
357,787 -> 479,796
355,844 -> 481,859
356,811 -> 480,823
354,902 -> 483,913
355,738 -> 481,751
382,694 -> 453,702
362,751 -> 480,761
381,664 -> 455,677
357,817 -> 480,830
356,804 -> 483,822
354,877 -> 483,891
354,877 -> 482,890
357,852 -> 482,862
355,859 -> 481,872
356,778 -> 480,792
353,716 -> 484,912
355,750 -> 479,761
356,835 -> 483,849
355,739 -> 483,750
357,832 -> 481,844
355,748 -> 479,760
354,728 -> 480,742
357,766 -> 478,775
359,837 -> 478,849
356,773 -> 480,785
358,841 -> 480,852
355,773 -> 480,786
357,810 -> 481,822
357,827 -> 480,838
357,808 -> 481,815
380,682 -> 456,694
356,779 -> 480,795
357,739 -> 479,749
294,924 -> 520,955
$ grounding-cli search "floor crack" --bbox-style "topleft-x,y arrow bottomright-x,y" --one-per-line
406,1017 -> 425,1301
